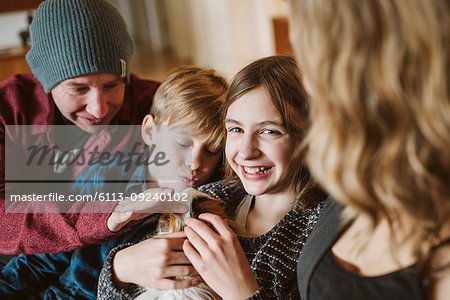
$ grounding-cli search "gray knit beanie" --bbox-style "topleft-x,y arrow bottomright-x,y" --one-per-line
26,0 -> 135,93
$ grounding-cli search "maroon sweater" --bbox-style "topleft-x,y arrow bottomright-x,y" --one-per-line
0,74 -> 159,254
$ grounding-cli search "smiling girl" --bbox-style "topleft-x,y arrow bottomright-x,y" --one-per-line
182,55 -> 327,299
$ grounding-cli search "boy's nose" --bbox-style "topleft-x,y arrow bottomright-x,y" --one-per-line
186,148 -> 201,171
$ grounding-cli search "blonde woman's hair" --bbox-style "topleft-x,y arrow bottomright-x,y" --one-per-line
223,55 -> 325,209
289,0 -> 450,257
151,66 -> 228,151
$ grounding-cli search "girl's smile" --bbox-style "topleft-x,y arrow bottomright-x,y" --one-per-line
240,165 -> 274,180
225,86 -> 295,196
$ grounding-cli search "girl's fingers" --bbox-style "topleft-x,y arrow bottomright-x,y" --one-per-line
184,217 -> 217,241
185,214 -> 235,246
183,239 -> 202,267
184,225 -> 210,253
197,213 -> 233,237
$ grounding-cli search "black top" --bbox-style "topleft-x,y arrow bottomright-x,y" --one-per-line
310,247 -> 424,300
298,199 -> 426,300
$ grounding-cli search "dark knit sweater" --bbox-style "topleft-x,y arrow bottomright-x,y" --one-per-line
97,181 -> 325,299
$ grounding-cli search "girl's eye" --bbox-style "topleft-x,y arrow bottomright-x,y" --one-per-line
227,127 -> 243,133
261,129 -> 281,135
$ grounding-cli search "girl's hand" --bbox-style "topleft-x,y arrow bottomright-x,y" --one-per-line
183,213 -> 259,299
112,231 -> 199,290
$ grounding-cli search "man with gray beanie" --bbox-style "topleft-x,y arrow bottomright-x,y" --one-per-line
0,0 -> 171,255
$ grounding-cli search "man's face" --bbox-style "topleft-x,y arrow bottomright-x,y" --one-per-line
51,73 -> 126,133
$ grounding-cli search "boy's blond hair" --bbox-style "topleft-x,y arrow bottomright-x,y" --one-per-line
151,66 -> 228,151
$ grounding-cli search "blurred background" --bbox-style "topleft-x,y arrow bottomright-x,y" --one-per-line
0,0 -> 293,82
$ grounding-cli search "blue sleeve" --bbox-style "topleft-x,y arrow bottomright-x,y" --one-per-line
0,222 -> 153,298
0,164 -> 116,296
0,252 -> 72,296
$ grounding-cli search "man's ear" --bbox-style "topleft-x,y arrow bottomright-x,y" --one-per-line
141,114 -> 156,145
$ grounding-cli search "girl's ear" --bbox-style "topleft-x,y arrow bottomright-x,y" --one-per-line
141,114 -> 156,145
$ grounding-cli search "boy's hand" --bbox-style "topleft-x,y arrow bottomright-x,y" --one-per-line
107,211 -> 150,232
107,187 -> 189,232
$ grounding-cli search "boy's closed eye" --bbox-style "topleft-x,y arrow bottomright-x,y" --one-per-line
204,147 -> 220,156
176,140 -> 192,148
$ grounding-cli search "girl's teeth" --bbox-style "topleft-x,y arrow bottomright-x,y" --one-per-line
244,166 -> 271,174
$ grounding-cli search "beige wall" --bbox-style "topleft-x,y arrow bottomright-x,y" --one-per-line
0,0 -> 289,80
115,0 -> 288,78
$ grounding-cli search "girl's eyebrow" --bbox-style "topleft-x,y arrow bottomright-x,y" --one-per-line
225,118 -> 283,127
257,120 -> 284,127
224,118 -> 241,125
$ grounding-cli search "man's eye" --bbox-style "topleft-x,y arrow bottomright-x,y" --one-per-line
104,84 -> 118,89
75,87 -> 88,93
